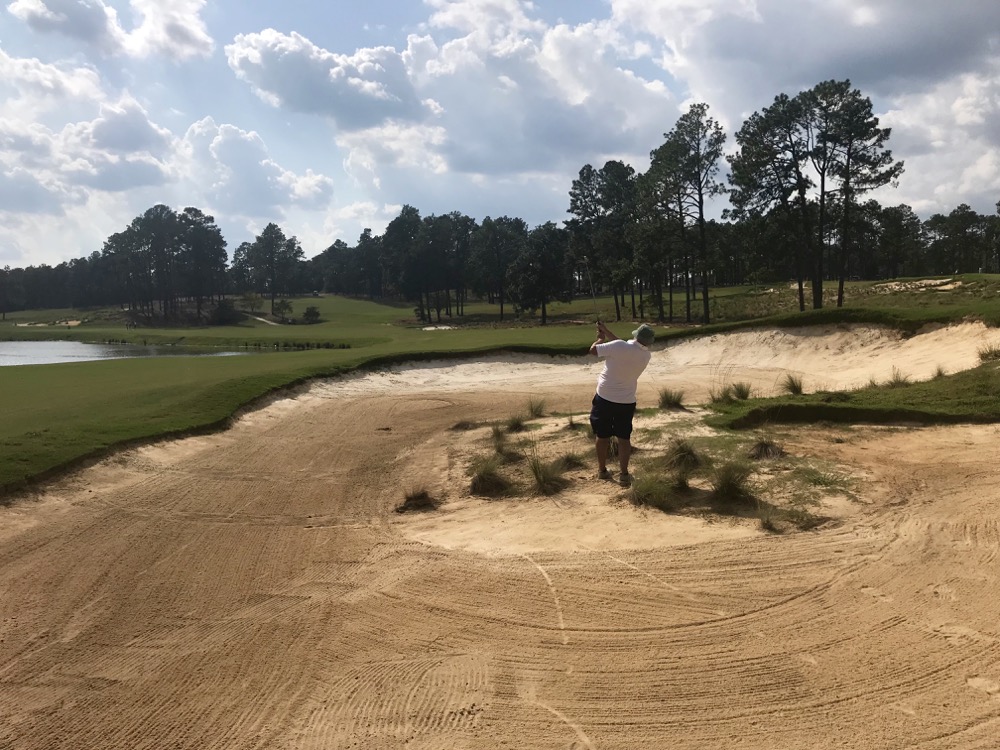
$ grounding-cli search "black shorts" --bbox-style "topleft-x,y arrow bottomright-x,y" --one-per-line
589,394 -> 637,439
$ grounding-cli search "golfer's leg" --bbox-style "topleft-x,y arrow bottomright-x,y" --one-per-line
618,438 -> 632,474
596,437 -> 610,472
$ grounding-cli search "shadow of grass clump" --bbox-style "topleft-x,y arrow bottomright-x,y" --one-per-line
395,487 -> 441,513
757,500 -> 827,533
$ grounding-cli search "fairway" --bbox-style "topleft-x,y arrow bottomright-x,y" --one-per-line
2,323 -> 1000,749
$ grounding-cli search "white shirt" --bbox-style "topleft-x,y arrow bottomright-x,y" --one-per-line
594,339 -> 651,403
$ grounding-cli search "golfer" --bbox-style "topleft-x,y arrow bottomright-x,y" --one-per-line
589,321 -> 655,486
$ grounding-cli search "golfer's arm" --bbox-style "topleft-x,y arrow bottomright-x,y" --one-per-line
598,325 -> 620,342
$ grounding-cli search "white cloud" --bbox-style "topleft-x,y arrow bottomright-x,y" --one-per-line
84,95 -> 173,155
0,166 -> 65,214
180,117 -> 335,218
6,0 -> 213,59
226,29 -> 426,129
0,48 -> 103,103
124,0 -> 213,60
7,0 -> 125,52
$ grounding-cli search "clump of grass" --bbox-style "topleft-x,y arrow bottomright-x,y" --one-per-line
528,453 -> 568,496
450,420 -> 477,431
606,436 -> 619,458
663,438 -> 702,473
796,466 -> 850,491
565,414 -> 587,431
552,452 -> 586,472
527,397 -> 546,418
886,367 -> 910,388
731,382 -> 753,400
748,438 -> 786,460
630,473 -> 683,512
779,373 -> 804,395
978,343 -> 1000,363
505,414 -> 527,433
864,375 -> 880,389
395,487 -> 440,513
933,364 -> 947,379
709,384 -> 735,404
469,455 -> 513,497
490,424 -> 508,454
710,461 -> 755,506
658,388 -> 685,409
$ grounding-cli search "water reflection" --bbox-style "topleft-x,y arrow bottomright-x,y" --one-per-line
0,340 -> 247,367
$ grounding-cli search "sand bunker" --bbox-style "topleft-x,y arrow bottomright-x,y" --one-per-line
2,322 -> 999,749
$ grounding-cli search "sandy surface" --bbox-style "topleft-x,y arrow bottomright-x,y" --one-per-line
2,322 -> 1000,749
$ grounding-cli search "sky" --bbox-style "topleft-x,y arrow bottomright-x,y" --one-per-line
2,0 -> 1000,268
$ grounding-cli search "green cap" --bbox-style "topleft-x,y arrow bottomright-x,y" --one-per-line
632,324 -> 655,346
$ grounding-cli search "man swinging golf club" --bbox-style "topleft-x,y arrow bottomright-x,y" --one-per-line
589,321 -> 655,486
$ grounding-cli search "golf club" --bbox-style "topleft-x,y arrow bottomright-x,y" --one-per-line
581,255 -> 600,323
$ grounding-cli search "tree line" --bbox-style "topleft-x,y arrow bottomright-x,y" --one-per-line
2,78 -> 999,324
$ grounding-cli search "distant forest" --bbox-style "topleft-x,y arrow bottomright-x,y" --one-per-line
2,79 -> 998,325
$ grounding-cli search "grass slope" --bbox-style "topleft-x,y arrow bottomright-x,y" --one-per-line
708,363 -> 1000,429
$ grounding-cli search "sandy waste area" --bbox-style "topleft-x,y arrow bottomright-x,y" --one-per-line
2,322 -> 1000,749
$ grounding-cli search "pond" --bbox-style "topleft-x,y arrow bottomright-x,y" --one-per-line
0,340 -> 248,367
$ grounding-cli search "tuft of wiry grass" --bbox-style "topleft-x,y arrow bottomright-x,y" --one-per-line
604,436 -> 619,458
779,373 -> 804,395
630,473 -> 684,512
450,420 -> 478,431
748,438 -> 786,460
565,414 -> 587,431
710,461 -> 755,506
505,414 -> 527,432
886,367 -> 910,388
469,455 -> 513,497
864,375 -> 880,389
395,487 -> 441,513
709,384 -> 735,404
527,397 -> 546,418
528,453 -> 569,496
663,438 -> 702,473
933,364 -> 947,379
490,424 -> 508,454
552,452 -> 586,472
731,382 -> 753,400
978,342 -> 1000,363
658,388 -> 685,409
